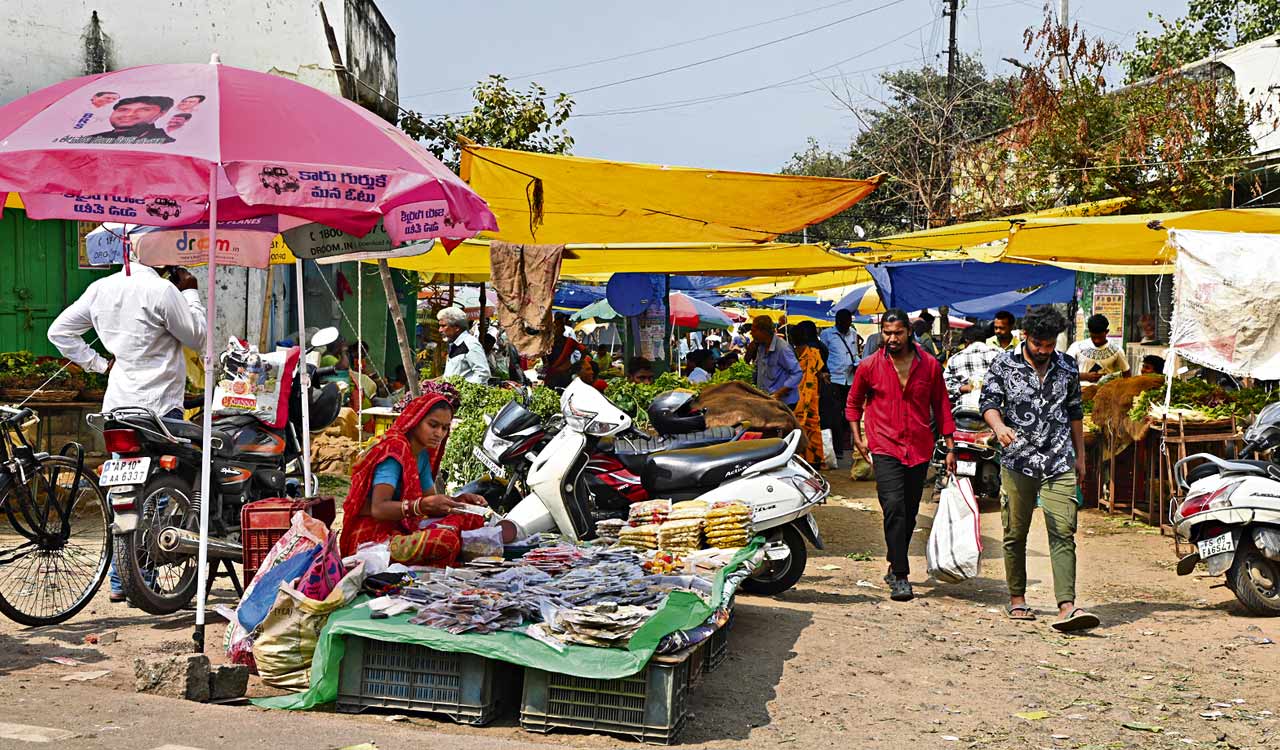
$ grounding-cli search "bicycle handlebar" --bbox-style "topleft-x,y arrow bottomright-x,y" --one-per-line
0,405 -> 34,425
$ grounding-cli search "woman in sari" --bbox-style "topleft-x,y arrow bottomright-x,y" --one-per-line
339,383 -> 507,565
790,321 -> 827,466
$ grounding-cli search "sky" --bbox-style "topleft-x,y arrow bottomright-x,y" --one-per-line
380,0 -> 1189,174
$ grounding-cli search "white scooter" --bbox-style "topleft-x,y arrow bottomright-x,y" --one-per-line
1172,400 -> 1280,616
504,380 -> 829,595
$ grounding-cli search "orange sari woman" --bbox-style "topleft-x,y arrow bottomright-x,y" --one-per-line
339,384 -> 490,566
791,321 -> 826,466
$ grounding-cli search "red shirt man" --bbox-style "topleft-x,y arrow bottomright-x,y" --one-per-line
845,309 -> 955,601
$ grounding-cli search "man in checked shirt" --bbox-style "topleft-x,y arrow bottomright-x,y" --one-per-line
943,324 -> 1002,403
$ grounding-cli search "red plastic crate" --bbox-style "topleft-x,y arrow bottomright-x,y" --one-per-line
241,496 -> 336,583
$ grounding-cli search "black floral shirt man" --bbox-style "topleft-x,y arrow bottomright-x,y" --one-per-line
979,347 -> 1084,479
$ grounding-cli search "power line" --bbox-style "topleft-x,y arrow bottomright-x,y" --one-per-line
400,0 -> 873,100
575,21 -> 934,118
566,0 -> 914,96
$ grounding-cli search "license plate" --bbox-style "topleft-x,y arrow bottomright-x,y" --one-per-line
1197,531 -> 1236,559
956,460 -> 977,477
472,446 -> 506,478
99,457 -> 151,487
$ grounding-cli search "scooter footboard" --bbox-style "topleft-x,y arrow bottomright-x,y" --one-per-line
504,494 -> 557,540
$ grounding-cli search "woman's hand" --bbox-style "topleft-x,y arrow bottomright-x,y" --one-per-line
417,494 -> 465,517
456,492 -> 489,507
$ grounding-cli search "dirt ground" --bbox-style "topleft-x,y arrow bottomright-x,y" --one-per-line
2,469 -> 1278,749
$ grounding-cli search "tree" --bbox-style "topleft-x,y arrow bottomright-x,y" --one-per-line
400,75 -> 574,172
783,56 -> 1014,242
1124,0 -> 1280,82
957,21 -> 1258,215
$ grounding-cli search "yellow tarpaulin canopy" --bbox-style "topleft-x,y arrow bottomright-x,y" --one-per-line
381,238 -> 865,279
721,198 -> 1131,294
461,145 -> 886,244
983,208 -> 1280,274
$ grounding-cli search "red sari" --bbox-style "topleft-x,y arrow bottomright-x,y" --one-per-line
338,389 -> 483,563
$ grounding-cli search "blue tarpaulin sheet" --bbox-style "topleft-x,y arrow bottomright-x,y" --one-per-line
867,261 -> 1074,314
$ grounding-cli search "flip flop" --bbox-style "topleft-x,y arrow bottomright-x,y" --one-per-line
1006,605 -> 1036,621
1051,608 -> 1100,633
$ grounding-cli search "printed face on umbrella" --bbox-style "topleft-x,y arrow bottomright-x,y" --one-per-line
165,114 -> 191,133
177,95 -> 205,113
90,91 -> 119,108
109,98 -> 170,130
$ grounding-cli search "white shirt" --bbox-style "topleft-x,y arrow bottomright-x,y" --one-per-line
1066,338 -> 1130,382
688,367 -> 711,384
443,329 -> 491,384
48,263 -> 205,415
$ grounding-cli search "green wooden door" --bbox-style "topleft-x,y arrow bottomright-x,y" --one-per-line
0,210 -> 103,357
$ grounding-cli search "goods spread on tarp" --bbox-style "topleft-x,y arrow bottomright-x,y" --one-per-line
250,513 -> 761,711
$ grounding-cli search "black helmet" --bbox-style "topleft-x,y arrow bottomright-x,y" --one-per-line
647,389 -> 706,435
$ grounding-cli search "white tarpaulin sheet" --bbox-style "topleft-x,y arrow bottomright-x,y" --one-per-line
1168,229 -> 1280,380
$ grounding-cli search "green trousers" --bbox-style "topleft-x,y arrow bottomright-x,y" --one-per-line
1000,468 -> 1078,606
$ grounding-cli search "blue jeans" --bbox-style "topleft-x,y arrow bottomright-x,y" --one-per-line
110,407 -> 184,596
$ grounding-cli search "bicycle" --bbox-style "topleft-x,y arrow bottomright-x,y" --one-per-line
0,405 -> 112,625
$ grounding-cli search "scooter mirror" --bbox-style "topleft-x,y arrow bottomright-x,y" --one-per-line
310,326 -> 340,350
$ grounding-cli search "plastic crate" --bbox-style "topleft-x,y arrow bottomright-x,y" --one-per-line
240,496 -> 336,582
520,647 -> 694,745
336,636 -> 516,725
704,607 -> 734,674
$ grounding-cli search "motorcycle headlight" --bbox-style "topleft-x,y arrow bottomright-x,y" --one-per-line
481,429 -> 514,460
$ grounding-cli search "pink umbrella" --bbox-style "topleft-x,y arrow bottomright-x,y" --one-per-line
669,291 -> 733,330
0,58 -> 496,650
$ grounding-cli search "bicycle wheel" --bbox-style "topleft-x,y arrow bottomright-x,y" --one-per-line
0,456 -> 112,626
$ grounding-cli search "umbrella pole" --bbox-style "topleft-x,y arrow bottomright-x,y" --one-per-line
296,258 -> 314,497
357,262 -> 363,442
193,169 -> 218,654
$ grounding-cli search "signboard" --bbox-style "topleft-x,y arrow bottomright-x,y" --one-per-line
77,221 -> 107,269
282,219 -> 396,261
1091,276 -> 1126,345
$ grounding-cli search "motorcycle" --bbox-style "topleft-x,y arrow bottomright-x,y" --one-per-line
931,390 -> 1001,503
502,379 -> 829,596
468,389 -> 758,514
87,328 -> 346,614
1172,400 -> 1280,616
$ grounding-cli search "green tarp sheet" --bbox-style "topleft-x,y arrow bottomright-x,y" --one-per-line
254,541 -> 759,710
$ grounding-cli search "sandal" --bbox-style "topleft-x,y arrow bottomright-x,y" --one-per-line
1006,605 -> 1036,621
1051,608 -> 1100,633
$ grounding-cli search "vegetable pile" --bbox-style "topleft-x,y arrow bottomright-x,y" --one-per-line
438,378 -> 561,488
1128,379 -> 1274,422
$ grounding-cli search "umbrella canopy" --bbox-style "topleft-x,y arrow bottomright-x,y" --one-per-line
0,61 -> 496,243
570,292 -> 733,330
831,283 -> 884,316
669,291 -> 732,329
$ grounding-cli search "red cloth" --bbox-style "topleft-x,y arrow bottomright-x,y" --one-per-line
389,512 -> 486,567
845,343 -> 954,468
339,389 -> 454,557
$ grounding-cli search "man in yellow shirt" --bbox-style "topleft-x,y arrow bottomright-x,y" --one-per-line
987,310 -> 1020,352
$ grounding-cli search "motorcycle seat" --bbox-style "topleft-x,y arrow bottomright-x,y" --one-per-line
161,418 -> 242,455
642,437 -> 788,494
1186,458 -> 1278,484
605,426 -> 743,473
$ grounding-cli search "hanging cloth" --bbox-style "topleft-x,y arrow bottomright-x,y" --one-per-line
489,241 -> 566,356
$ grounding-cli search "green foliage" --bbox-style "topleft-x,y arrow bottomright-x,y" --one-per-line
1124,0 -> 1280,82
783,55 -> 1015,238
0,351 -> 36,380
400,75 -> 574,172
1128,379 -> 1273,421
961,21 -> 1257,214
437,377 -> 560,488
604,365 -> 755,428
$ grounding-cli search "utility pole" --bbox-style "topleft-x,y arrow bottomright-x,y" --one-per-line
938,0 -> 960,229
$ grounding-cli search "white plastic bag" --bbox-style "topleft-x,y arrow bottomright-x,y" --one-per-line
820,429 -> 838,470
926,475 -> 983,583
